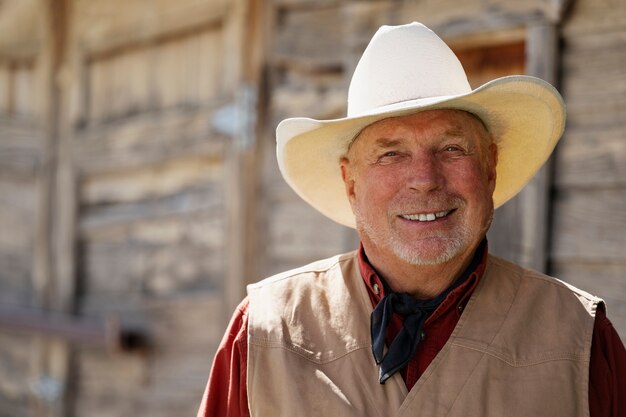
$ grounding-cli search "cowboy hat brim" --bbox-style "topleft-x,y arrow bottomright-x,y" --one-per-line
277,75 -> 566,228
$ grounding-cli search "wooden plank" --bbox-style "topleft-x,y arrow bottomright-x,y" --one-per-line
86,27 -> 225,124
221,0 -> 266,317
80,156 -> 223,205
341,1 -> 397,56
561,29 -> 626,130
0,249 -> 34,304
392,0 -> 568,36
555,127 -> 626,188
29,2 -> 76,416
74,0 -> 229,57
75,293 -> 222,417
562,33 -> 626,72
516,22 -> 557,272
271,72 -> 346,120
81,292 -> 223,348
0,65 -> 8,112
266,193 -> 351,275
82,240 -> 224,297
552,261 -> 626,339
454,40 -> 525,88
447,28 -> 527,50
566,105 -> 626,131
485,23 -> 558,272
74,350 -> 151,417
0,0 -> 42,59
487,198 -> 526,266
80,208 -> 223,260
13,63 -> 36,116
80,214 -> 225,296
75,106 -> 226,175
563,63 -> 626,101
79,187 -> 224,236
0,332 -> 34,416
0,176 -> 37,221
273,0 -> 341,6
0,178 -> 37,297
0,118 -> 45,176
272,5 -> 346,70
552,189 -> 626,262
562,0 -> 626,36
145,293 -> 225,348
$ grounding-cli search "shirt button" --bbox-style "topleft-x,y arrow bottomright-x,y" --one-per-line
458,304 -> 464,314
420,331 -> 427,341
373,283 -> 380,295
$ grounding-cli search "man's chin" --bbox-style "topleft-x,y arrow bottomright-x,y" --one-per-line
390,238 -> 467,266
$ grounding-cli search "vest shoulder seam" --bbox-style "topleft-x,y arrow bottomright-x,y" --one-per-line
247,251 -> 357,290
487,255 -> 603,304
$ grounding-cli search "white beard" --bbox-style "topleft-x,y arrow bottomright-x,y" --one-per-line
354,197 -> 491,266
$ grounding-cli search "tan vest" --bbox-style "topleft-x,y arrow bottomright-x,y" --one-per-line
247,252 -> 602,417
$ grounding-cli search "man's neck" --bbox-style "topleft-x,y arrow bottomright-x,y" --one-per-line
362,241 -> 483,300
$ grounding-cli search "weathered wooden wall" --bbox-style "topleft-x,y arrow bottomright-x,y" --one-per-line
261,2 -> 357,276
0,1 -> 45,414
0,0 -> 262,416
552,0 -> 626,337
0,0 -> 624,415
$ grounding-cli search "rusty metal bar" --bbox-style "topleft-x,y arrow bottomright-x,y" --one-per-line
0,305 -> 150,352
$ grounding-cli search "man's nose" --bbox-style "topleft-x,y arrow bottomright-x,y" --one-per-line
406,153 -> 444,192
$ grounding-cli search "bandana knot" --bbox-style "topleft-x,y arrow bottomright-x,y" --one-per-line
371,291 -> 448,384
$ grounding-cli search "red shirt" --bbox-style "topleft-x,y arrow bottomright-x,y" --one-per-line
198,249 -> 626,417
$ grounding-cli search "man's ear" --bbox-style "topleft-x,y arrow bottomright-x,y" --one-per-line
340,156 -> 356,206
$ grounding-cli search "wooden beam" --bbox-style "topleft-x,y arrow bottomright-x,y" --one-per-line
75,0 -> 230,58
0,305 -> 150,352
223,0 -> 266,318
75,105 -> 227,175
31,1 -> 78,416
485,22 -> 559,272
521,21 -> 559,272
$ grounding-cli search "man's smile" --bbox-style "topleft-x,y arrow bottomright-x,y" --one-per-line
399,209 -> 454,222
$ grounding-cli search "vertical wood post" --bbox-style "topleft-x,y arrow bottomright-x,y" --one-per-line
223,0 -> 266,319
520,21 -> 559,272
31,0 -> 78,416
487,21 -> 559,273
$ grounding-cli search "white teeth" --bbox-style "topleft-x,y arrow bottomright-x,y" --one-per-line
401,210 -> 451,222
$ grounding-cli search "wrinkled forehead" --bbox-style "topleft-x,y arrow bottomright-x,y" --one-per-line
347,109 -> 489,153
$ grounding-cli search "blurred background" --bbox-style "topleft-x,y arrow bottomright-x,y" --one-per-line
0,0 -> 624,416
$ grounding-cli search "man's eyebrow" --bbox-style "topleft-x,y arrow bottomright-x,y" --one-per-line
374,138 -> 402,148
441,128 -> 467,138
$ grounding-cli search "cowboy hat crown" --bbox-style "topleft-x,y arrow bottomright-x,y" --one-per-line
348,23 -> 471,116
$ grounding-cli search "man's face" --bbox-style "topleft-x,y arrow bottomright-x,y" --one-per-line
341,109 -> 497,266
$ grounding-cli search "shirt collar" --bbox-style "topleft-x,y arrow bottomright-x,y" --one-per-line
357,239 -> 488,316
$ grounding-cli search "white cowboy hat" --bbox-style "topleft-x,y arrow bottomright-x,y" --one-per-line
276,22 -> 566,228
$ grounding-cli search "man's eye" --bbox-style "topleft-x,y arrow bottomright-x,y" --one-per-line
444,146 -> 463,152
375,151 -> 402,164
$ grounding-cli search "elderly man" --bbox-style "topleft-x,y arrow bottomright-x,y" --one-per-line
198,22 -> 625,417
